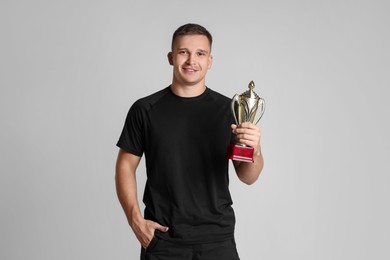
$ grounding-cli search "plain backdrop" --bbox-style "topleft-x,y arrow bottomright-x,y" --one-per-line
1,0 -> 389,259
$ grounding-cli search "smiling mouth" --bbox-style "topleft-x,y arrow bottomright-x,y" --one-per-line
182,67 -> 198,72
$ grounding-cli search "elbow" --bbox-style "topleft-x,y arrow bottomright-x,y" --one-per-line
238,174 -> 259,185
245,179 -> 258,186
246,178 -> 259,186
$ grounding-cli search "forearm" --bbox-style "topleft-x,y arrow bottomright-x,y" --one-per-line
115,170 -> 143,226
115,151 -> 143,227
234,151 -> 264,185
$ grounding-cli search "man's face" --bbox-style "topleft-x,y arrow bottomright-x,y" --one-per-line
168,35 -> 213,87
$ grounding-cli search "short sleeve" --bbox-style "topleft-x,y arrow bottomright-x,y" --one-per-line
116,101 -> 146,157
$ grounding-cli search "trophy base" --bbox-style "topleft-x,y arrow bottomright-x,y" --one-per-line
226,144 -> 254,163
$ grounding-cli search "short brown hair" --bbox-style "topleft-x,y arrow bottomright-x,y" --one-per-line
171,23 -> 213,50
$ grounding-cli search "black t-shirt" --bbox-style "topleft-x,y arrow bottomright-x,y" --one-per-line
117,86 -> 236,244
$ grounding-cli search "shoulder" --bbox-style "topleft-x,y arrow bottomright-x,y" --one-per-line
132,87 -> 171,111
207,88 -> 231,105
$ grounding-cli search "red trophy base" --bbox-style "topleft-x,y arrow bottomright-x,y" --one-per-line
226,144 -> 254,163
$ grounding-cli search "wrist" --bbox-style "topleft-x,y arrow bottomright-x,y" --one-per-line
254,147 -> 262,157
127,208 -> 144,228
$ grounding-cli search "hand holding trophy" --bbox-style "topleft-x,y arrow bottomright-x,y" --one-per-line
226,81 -> 265,162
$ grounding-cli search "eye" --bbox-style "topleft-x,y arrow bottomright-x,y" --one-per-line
178,50 -> 188,55
197,52 -> 206,56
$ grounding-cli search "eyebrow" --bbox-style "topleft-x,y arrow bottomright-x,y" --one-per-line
176,48 -> 209,54
197,49 -> 209,54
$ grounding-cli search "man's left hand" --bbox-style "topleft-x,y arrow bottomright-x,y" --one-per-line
231,122 -> 261,156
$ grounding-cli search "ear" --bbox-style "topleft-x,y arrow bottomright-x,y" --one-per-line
167,52 -> 173,65
208,55 -> 213,70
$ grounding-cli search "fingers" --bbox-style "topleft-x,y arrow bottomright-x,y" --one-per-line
134,220 -> 169,249
231,122 -> 258,132
231,123 -> 261,150
154,222 -> 169,232
231,123 -> 260,138
143,222 -> 169,248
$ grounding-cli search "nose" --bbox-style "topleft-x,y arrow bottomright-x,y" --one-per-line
186,53 -> 196,64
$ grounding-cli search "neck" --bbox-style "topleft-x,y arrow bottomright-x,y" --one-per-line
170,82 -> 207,97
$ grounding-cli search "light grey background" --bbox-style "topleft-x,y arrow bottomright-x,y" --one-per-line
1,0 -> 389,259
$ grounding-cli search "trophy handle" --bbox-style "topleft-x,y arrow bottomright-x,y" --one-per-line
231,94 -> 239,125
254,97 -> 265,125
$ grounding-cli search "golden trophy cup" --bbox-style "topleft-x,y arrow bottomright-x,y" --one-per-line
226,81 -> 265,162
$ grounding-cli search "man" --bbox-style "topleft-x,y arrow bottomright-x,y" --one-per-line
116,23 -> 264,260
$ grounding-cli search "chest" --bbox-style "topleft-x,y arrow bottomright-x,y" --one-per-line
147,101 -> 231,149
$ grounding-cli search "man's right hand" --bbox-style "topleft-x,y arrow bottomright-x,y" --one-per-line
131,218 -> 169,248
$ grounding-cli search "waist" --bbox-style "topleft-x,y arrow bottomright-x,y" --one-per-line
145,208 -> 236,244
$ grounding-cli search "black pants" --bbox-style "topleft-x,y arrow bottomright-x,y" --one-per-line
141,237 -> 240,260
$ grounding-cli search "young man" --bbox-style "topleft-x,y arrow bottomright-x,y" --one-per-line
116,23 -> 264,260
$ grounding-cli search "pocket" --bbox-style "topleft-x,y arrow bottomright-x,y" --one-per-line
145,236 -> 159,253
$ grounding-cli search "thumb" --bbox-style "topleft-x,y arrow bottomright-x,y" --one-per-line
155,223 -> 169,232
231,124 -> 237,133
